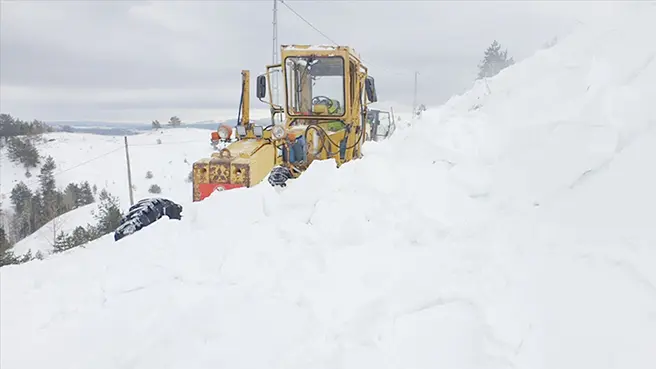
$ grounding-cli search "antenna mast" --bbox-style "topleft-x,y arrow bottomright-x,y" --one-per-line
272,0 -> 280,106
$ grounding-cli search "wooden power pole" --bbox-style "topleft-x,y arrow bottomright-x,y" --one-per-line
124,136 -> 134,206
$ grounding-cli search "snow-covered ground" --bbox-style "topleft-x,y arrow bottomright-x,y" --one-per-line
8,203 -> 98,257
2,3 -> 656,368
1,127 -> 214,253
1,128 -> 214,211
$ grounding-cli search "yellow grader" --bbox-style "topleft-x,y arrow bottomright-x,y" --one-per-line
192,44 -> 378,201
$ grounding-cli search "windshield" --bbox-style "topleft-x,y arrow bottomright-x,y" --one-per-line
285,56 -> 345,116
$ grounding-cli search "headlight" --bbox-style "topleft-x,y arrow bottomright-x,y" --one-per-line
218,125 -> 230,140
271,124 -> 286,140
253,125 -> 263,137
236,125 -> 247,136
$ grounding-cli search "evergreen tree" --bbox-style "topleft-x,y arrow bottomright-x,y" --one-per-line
477,40 -> 515,79
39,156 -> 64,219
7,137 -> 41,169
78,181 -> 95,206
94,189 -> 123,235
10,182 -> 33,215
39,156 -> 57,198
29,192 -> 46,232
152,120 -> 162,129
53,231 -> 74,253
0,249 -> 19,267
10,182 -> 34,238
168,116 -> 182,127
0,227 -> 10,254
20,249 -> 33,263
63,183 -> 80,211
70,226 -> 92,246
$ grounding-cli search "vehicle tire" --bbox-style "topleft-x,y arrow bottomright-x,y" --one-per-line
114,197 -> 183,241
268,166 -> 293,187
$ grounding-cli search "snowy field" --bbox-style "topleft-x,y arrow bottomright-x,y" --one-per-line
1,127 -> 218,256
2,3 -> 656,369
1,128 -> 214,210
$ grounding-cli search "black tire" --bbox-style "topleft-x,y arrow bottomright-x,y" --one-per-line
114,197 -> 183,241
268,166 -> 293,187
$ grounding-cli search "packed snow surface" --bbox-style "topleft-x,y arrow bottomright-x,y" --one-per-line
2,4 -> 656,369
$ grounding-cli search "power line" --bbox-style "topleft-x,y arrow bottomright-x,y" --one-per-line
278,0 -> 416,79
2,137 -> 206,190
130,139 -> 202,147
2,146 -> 124,188
279,0 -> 339,46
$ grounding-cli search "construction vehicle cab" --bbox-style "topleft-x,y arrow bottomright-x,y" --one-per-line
366,109 -> 396,141
192,44 -> 377,201
258,45 -> 377,178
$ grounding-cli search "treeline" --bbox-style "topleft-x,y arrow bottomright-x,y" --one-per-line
1,158 -> 124,266
1,113 -> 54,174
52,189 -> 123,254
151,116 -> 182,129
7,156 -> 96,241
0,113 -> 53,137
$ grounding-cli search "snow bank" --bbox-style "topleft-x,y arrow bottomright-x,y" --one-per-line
2,4 -> 656,369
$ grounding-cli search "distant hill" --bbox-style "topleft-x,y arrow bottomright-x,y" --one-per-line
48,118 -> 272,136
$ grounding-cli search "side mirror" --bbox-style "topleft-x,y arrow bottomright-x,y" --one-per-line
365,76 -> 378,103
256,75 -> 267,99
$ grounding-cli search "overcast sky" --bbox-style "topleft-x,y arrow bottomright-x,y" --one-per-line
0,0 -> 616,124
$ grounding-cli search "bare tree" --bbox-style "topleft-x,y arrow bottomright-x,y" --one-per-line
44,214 -> 64,248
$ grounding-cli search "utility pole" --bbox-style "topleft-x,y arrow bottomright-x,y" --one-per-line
272,0 -> 280,106
123,136 -> 134,206
412,71 -> 418,119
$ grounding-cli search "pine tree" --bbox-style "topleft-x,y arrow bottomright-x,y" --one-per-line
477,40 -> 515,79
39,156 -> 64,220
39,156 -> 57,198
53,231 -> 73,253
152,120 -> 162,129
70,226 -> 92,246
7,137 -> 40,169
78,181 -> 95,206
63,183 -> 81,211
10,182 -> 33,215
10,182 -> 34,238
0,249 -> 19,267
29,192 -> 45,232
0,227 -> 10,254
94,189 -> 123,235
168,116 -> 182,127
20,249 -> 33,263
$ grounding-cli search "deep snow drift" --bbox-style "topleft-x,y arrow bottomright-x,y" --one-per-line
2,4 -> 656,369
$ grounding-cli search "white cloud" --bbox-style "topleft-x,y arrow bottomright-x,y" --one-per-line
0,0 -> 611,123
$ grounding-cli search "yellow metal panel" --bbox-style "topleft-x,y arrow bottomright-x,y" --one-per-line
233,143 -> 276,186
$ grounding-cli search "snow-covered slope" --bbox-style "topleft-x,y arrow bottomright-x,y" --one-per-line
9,203 -> 98,257
2,4 -> 656,369
1,128 -> 213,210
1,128 -> 213,254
